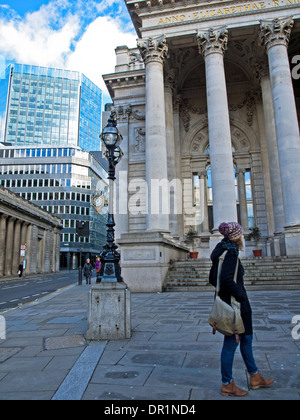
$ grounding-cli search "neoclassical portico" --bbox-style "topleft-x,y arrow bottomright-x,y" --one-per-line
103,0 -> 300,292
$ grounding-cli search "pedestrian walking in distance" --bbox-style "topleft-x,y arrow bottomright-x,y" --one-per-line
209,222 -> 274,397
95,257 -> 101,282
18,263 -> 23,278
83,258 -> 93,285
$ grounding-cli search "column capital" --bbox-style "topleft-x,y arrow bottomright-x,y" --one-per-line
198,170 -> 208,179
197,26 -> 228,58
0,213 -> 9,221
137,35 -> 168,65
260,16 -> 294,51
236,168 -> 246,175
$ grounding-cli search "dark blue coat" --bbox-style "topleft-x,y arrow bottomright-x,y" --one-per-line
209,240 -> 253,336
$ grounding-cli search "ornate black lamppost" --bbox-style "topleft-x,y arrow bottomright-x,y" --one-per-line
97,111 -> 124,283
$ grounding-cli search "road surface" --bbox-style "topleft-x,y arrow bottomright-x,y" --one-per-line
0,272 -> 79,312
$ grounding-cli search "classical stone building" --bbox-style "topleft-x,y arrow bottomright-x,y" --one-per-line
103,0 -> 300,292
0,186 -> 62,277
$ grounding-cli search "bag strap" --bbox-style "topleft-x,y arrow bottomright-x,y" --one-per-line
216,250 -> 239,295
233,256 -> 239,283
216,250 -> 227,295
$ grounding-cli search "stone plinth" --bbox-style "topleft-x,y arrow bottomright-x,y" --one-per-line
86,282 -> 131,341
118,232 -> 189,293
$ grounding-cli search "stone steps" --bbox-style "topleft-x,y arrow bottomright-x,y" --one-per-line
163,257 -> 300,291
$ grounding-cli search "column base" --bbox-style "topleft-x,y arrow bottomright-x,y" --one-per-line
283,225 -> 300,257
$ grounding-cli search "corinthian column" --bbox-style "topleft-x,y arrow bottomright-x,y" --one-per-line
197,27 -> 237,232
260,17 -> 300,254
138,36 -> 169,232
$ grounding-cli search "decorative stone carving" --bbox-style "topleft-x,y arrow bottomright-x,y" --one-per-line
114,105 -> 146,122
197,26 -> 228,58
168,48 -> 198,74
191,126 -> 209,154
260,16 -> 294,51
132,109 -> 145,121
129,51 -> 143,65
229,91 -> 258,126
137,36 -> 168,65
165,68 -> 177,93
180,99 -> 207,132
231,127 -> 250,151
255,60 -> 269,82
135,128 -> 146,153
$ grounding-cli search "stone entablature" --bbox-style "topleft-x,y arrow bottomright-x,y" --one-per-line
127,0 -> 300,35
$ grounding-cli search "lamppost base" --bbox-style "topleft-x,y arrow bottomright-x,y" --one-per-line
97,253 -> 123,284
86,282 -> 131,340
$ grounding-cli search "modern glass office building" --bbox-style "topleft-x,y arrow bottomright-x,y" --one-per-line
0,145 -> 109,269
0,63 -> 102,151
0,64 -> 106,269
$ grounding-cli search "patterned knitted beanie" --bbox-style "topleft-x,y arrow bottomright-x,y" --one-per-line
218,222 -> 243,240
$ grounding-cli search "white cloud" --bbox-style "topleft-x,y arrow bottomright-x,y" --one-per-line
0,1 -> 137,103
66,16 -> 136,101
0,4 -> 79,68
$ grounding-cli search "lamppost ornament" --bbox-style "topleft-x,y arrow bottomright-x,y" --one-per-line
98,111 -> 123,283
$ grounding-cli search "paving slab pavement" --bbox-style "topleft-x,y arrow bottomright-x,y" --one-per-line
0,278 -> 300,401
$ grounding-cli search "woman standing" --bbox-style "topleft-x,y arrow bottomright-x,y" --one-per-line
209,222 -> 274,397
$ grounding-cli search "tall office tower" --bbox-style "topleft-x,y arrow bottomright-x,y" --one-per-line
0,63 -> 102,151
0,64 -> 107,270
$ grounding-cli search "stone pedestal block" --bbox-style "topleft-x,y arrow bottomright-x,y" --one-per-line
284,227 -> 300,257
86,282 -> 131,340
118,232 -> 189,293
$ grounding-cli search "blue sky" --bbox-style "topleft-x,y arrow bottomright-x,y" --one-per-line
0,0 -> 137,103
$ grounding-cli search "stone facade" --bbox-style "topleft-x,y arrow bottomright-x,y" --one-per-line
0,186 -> 62,277
103,0 -> 300,292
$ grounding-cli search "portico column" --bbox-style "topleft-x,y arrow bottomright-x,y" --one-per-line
199,171 -> 209,233
0,215 -> 8,276
12,220 -> 22,273
4,217 -> 15,276
138,36 -> 169,232
197,27 -> 237,232
165,70 -> 180,237
236,169 -> 249,232
25,224 -> 33,273
260,17 -> 300,254
256,62 -> 285,240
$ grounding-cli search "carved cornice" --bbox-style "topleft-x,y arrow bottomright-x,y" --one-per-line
260,16 -> 294,51
197,26 -> 228,58
137,36 -> 169,65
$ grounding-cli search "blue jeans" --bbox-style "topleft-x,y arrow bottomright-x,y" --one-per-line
221,334 -> 258,385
